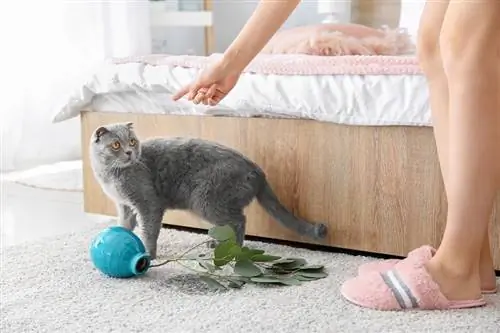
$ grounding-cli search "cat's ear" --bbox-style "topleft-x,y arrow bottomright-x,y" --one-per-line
125,122 -> 133,129
94,126 -> 108,142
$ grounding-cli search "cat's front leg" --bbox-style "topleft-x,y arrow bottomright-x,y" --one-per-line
134,205 -> 163,260
116,204 -> 137,230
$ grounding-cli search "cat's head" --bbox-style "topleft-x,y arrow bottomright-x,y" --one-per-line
90,122 -> 141,167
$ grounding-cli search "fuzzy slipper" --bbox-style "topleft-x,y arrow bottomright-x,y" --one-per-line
358,246 -> 436,276
358,247 -> 498,294
341,245 -> 487,310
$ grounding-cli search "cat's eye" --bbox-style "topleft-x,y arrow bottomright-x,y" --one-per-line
129,138 -> 137,146
111,141 -> 121,150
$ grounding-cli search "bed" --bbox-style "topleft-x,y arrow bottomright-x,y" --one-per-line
53,53 -> 500,270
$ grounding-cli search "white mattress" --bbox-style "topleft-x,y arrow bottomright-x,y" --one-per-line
53,58 -> 432,127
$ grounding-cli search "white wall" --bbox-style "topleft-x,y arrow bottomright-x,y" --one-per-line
152,0 -> 326,55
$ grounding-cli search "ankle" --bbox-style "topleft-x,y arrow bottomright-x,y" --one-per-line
479,264 -> 497,290
425,257 -> 483,301
428,254 -> 479,281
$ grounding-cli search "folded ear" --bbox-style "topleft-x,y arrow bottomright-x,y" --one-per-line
94,126 -> 108,142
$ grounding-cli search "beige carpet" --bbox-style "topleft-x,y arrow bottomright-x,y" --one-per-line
1,221 -> 499,333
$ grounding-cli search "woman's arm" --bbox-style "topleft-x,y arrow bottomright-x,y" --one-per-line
172,0 -> 300,103
219,0 -> 301,72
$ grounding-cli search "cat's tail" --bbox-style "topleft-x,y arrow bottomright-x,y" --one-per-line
255,181 -> 328,240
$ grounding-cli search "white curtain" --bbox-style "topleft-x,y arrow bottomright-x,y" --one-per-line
0,0 -> 152,172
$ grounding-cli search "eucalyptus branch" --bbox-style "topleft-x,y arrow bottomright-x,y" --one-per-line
175,261 -> 240,280
150,240 -> 213,267
148,225 -> 329,290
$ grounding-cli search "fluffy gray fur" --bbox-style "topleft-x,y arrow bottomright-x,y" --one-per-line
89,122 -> 327,259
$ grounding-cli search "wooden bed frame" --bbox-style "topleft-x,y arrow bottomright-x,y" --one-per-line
80,110 -> 500,270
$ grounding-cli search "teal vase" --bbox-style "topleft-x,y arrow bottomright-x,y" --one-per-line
89,226 -> 151,278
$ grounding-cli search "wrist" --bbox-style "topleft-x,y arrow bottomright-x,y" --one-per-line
221,47 -> 247,73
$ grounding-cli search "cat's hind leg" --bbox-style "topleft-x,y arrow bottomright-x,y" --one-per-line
202,208 -> 247,247
116,204 -> 137,230
191,165 -> 258,247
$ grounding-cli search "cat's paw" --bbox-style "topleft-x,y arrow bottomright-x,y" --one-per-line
145,246 -> 157,260
206,240 -> 219,249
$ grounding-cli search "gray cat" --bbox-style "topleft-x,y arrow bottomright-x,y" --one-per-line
89,122 -> 327,259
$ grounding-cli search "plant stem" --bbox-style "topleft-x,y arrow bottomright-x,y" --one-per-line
150,257 -> 197,268
177,240 -> 213,258
150,240 -> 212,267
175,261 -> 241,282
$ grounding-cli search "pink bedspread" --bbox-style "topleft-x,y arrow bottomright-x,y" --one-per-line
112,53 -> 422,76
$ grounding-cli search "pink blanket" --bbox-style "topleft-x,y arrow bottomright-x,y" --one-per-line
112,53 -> 422,76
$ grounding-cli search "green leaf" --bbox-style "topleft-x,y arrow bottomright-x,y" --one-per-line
228,281 -> 243,289
229,245 -> 243,257
234,259 -> 263,277
296,271 -> 328,279
294,275 -> 319,281
270,258 -> 297,265
208,225 -> 236,242
226,277 -> 246,289
272,258 -> 307,270
250,276 -> 282,284
250,254 -> 282,262
297,265 -> 324,271
250,276 -> 302,286
230,276 -> 251,283
242,247 -> 265,255
234,247 -> 265,261
213,241 -> 238,267
276,277 -> 302,286
199,275 -> 228,291
197,259 -> 216,272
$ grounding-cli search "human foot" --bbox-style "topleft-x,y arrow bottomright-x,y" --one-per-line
341,245 -> 486,310
424,257 -> 483,302
358,248 -> 497,294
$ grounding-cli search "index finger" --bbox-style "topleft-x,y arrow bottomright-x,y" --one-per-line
171,84 -> 192,101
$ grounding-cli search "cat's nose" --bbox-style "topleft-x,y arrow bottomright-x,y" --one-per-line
125,151 -> 132,156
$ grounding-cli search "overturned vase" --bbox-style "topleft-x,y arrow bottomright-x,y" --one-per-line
89,226 -> 151,278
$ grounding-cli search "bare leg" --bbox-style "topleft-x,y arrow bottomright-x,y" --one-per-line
417,0 -> 497,291
424,0 -> 500,300
479,229 -> 496,291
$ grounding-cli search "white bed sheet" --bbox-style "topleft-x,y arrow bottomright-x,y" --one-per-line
54,61 -> 432,127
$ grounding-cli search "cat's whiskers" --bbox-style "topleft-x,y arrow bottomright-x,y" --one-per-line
108,160 -> 121,178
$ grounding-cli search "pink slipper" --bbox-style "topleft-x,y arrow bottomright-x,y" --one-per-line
358,247 -> 498,294
341,245 -> 487,311
358,246 -> 436,276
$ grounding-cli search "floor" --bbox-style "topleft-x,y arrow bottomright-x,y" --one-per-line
2,176 -> 498,273
2,177 -> 499,333
0,178 -> 109,248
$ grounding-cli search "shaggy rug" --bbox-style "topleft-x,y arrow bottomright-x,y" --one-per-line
1,221 -> 498,333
